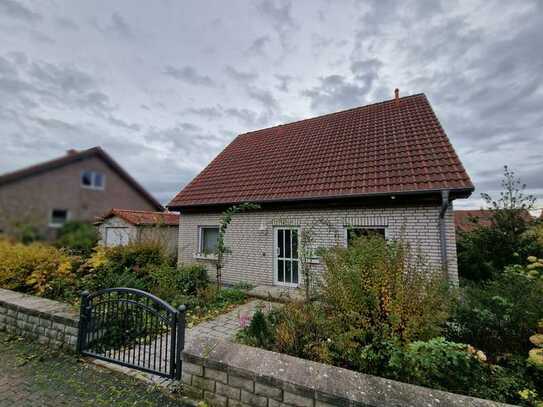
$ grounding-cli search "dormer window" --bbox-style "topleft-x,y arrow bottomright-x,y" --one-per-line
81,171 -> 105,190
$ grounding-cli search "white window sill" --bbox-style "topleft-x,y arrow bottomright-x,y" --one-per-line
194,253 -> 217,260
48,223 -> 64,228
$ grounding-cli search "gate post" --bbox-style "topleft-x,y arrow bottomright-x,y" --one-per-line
77,290 -> 90,353
175,304 -> 186,380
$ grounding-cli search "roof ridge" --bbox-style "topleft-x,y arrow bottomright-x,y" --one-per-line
0,146 -> 101,180
238,93 -> 426,138
112,208 -> 171,215
0,147 -> 163,211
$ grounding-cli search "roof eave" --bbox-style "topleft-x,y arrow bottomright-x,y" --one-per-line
167,186 -> 475,211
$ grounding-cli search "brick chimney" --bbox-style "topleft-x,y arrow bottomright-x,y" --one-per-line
394,88 -> 400,106
66,149 -> 78,156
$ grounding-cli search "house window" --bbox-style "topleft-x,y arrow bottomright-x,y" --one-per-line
49,209 -> 68,228
346,227 -> 387,246
199,226 -> 219,254
81,171 -> 105,190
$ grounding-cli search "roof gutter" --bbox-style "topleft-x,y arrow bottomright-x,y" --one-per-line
168,187 -> 474,211
439,190 -> 450,281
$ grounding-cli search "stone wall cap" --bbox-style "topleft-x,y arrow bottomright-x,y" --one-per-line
183,335 -> 513,407
0,288 -> 79,323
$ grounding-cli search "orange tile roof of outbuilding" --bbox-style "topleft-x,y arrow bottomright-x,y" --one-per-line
169,93 -> 474,208
98,209 -> 179,226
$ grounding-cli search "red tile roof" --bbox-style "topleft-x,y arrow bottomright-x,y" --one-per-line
98,209 -> 179,226
454,210 -> 494,233
169,94 -> 474,208
454,209 -> 533,233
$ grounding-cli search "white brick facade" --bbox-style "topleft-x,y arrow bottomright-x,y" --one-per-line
177,204 -> 458,286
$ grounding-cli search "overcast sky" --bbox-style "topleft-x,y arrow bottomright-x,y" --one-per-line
1,0 -> 542,211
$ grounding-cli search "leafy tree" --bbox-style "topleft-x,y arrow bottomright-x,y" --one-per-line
481,165 -> 535,239
215,203 -> 260,287
458,166 -> 539,281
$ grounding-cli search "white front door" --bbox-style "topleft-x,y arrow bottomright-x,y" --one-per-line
274,227 -> 300,287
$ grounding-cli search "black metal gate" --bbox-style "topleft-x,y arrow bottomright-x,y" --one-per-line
77,288 -> 185,380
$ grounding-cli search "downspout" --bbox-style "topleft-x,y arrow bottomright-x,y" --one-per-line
439,190 -> 450,280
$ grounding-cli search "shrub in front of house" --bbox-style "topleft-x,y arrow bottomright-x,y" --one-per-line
446,271 -> 543,358
237,236 -> 543,405
55,221 -> 99,257
238,236 -> 451,371
79,241 -> 173,292
0,237 -> 78,300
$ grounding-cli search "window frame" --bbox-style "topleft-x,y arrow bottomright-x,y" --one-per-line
345,226 -> 389,246
49,208 -> 69,228
196,225 -> 220,259
80,170 -> 106,190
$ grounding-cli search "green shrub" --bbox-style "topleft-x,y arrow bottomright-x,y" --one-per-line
245,310 -> 271,348
101,241 -> 173,274
388,338 -> 487,393
388,338 -> 539,404
320,236 -> 451,344
14,223 -> 44,244
80,242 -> 174,292
177,264 -> 209,295
457,167 -> 542,282
97,269 -> 149,291
0,237 -> 78,300
447,272 -> 543,358
55,221 -> 98,256
146,263 -> 209,306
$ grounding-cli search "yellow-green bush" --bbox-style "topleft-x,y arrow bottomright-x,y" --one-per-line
0,237 -> 76,298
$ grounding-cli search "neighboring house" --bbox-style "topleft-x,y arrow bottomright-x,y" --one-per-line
454,209 -> 533,233
95,208 -> 179,255
168,92 -> 474,287
454,210 -> 494,233
0,147 -> 162,239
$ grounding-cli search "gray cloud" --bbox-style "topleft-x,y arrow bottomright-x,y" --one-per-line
246,36 -> 271,56
0,0 -> 42,22
109,12 -> 133,38
93,12 -> 134,39
0,1 -> 542,208
55,17 -> 79,31
225,107 -> 270,128
183,106 -> 224,119
301,58 -> 382,113
274,74 -> 293,92
224,66 -> 258,84
255,0 -> 297,51
163,65 -> 216,87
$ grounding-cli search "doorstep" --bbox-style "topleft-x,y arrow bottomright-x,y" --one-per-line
247,285 -> 305,302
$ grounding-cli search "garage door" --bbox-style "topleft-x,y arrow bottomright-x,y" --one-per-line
105,227 -> 130,247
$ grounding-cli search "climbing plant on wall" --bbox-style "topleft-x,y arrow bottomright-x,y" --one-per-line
215,203 -> 261,287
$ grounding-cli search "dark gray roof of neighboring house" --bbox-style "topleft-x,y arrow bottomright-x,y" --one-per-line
0,147 -> 163,211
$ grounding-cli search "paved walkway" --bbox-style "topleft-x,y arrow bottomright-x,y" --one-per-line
187,299 -> 273,341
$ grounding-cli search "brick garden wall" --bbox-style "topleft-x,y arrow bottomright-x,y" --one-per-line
177,204 -> 458,286
0,288 -> 79,351
182,336 -> 510,407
